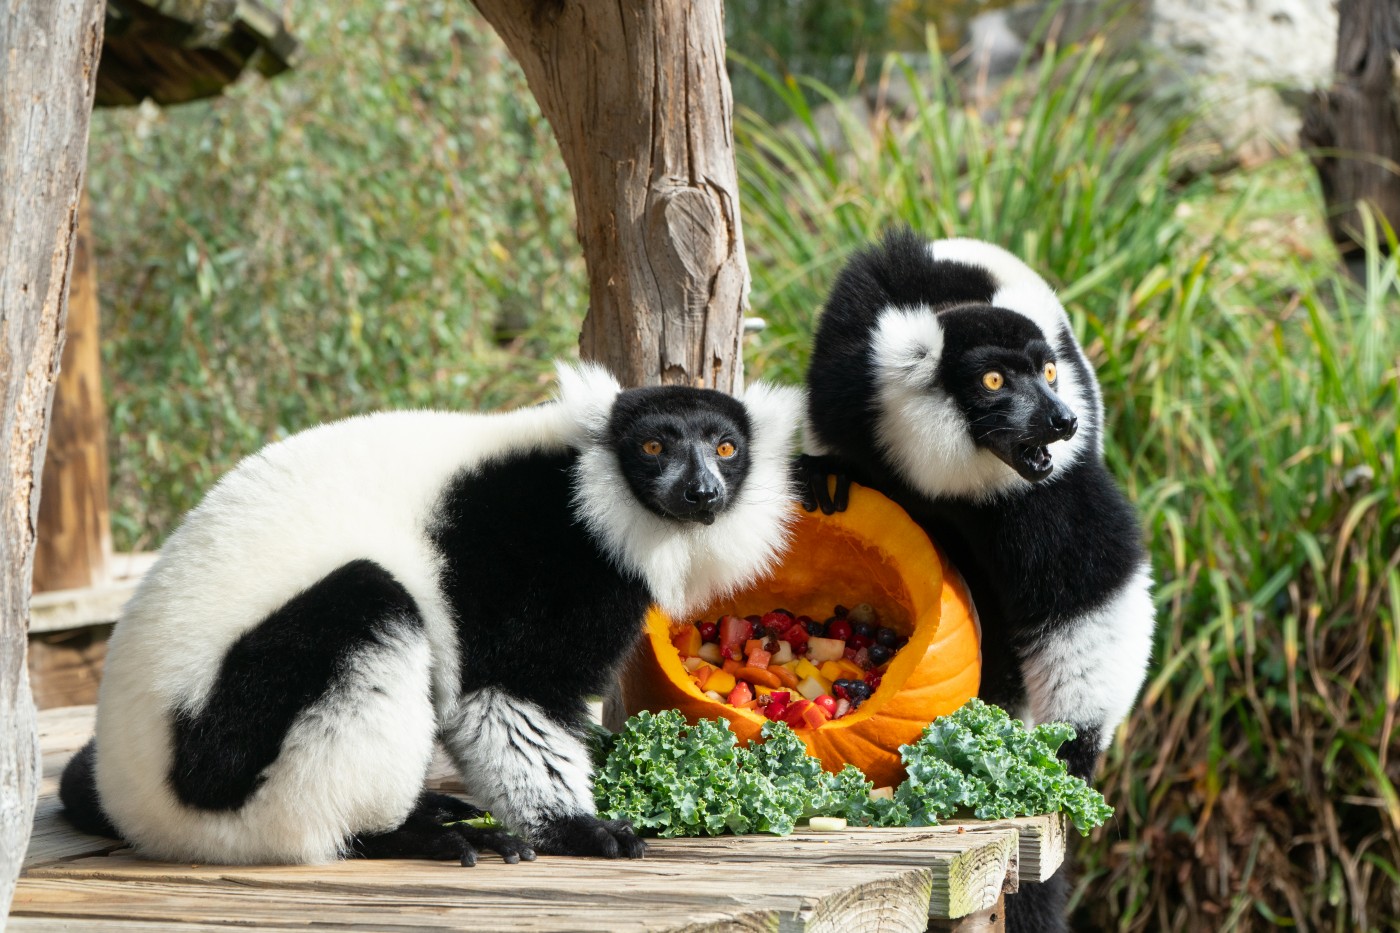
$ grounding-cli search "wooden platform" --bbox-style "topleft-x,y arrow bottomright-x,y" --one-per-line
10,707 -> 1065,932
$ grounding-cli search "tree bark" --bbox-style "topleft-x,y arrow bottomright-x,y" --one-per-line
0,0 -> 106,919
33,190 -> 114,595
1301,0 -> 1400,256
472,0 -> 749,392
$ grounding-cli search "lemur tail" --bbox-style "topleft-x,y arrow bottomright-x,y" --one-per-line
59,738 -> 120,839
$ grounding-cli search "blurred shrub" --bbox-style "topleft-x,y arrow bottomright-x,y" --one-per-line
89,0 -> 584,548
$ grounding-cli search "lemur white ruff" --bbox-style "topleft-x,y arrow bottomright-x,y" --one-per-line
61,364 -> 802,866
803,231 -> 1154,931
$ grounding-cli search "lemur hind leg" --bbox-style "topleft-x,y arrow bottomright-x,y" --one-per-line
1018,566 -> 1155,780
351,791 -> 535,866
442,688 -> 646,859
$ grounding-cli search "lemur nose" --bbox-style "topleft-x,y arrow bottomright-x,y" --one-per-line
685,484 -> 719,506
1050,412 -> 1077,438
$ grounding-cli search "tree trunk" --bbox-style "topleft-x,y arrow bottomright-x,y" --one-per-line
33,190 -> 114,595
1301,0 -> 1400,257
0,0 -> 106,919
472,0 -> 750,393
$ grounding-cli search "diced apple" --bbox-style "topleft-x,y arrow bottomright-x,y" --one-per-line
796,675 -> 831,702
834,698 -> 852,719
807,636 -> 846,663
706,668 -> 736,695
770,641 -> 794,664
868,786 -> 895,801
807,816 -> 847,832
704,690 -> 725,702
683,656 -> 706,673
697,642 -> 723,666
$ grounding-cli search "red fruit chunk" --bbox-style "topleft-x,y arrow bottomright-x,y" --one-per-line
728,682 -> 753,707
720,615 -> 753,653
698,621 -> 718,642
843,647 -> 858,660
865,672 -> 883,690
746,648 -> 772,670
848,633 -> 872,651
783,698 -> 812,728
761,612 -> 792,633
853,646 -> 872,669
812,695 -> 837,715
770,691 -> 792,705
827,619 -> 853,642
672,626 -> 702,657
782,625 -> 809,651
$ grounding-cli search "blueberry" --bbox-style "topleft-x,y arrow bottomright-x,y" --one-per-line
832,604 -> 850,618
746,614 -> 762,624
867,644 -> 893,667
752,623 -> 769,639
852,622 -> 874,639
848,681 -> 873,701
806,620 -> 826,637
875,627 -> 899,649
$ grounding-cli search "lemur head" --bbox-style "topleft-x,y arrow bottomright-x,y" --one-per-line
605,386 -> 750,525
807,228 -> 1101,501
556,363 -> 803,617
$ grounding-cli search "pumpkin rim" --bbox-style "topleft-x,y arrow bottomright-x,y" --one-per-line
643,483 -> 947,735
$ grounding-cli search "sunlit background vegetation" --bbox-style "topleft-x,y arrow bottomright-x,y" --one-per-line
86,1 -> 1398,929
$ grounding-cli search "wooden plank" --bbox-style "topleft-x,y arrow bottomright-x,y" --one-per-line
929,893 -> 1006,933
28,553 -> 155,633
14,857 -> 939,932
26,625 -> 111,710
949,813 -> 1066,885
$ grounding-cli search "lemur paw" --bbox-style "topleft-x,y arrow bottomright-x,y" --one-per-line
533,815 -> 646,859
794,454 -> 850,514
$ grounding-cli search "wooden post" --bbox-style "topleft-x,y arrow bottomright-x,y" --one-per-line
32,190 -> 114,594
471,0 -> 750,393
0,0 -> 106,918
1300,0 -> 1400,257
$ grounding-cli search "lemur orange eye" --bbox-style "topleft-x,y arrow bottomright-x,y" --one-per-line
1044,362 -> 1058,383
642,440 -> 663,456
982,371 -> 1004,391
717,441 -> 737,458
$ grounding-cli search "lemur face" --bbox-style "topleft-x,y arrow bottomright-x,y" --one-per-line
607,386 -> 751,525
937,306 -> 1078,482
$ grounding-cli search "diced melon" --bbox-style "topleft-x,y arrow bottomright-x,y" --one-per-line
792,658 -> 822,681
770,641 -> 794,664
869,786 -> 894,801
746,648 -> 772,670
796,674 -> 831,702
672,626 -> 702,657
818,660 -> 844,682
754,685 -> 774,697
706,669 -> 736,695
744,638 -> 766,658
806,636 -> 846,663
697,642 -> 723,666
833,659 -> 866,681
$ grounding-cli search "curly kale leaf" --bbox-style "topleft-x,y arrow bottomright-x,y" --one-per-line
894,698 -> 1113,833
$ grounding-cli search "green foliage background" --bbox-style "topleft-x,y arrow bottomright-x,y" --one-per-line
86,2 -> 1399,930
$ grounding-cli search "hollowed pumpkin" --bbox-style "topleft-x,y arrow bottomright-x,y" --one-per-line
622,482 -> 981,787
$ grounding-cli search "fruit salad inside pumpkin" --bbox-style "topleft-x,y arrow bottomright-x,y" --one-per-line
623,483 -> 982,787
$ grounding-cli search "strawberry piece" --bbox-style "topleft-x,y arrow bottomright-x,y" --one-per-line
720,615 -> 753,654
783,698 -> 812,728
782,625 -> 809,651
761,612 -> 792,634
728,682 -> 753,707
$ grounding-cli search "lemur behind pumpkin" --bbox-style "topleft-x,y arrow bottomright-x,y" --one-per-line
61,363 -> 802,866
802,230 -> 1154,929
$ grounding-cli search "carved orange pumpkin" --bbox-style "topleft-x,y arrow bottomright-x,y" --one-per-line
622,483 -> 981,787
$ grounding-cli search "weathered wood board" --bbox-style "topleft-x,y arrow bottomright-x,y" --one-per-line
13,707 -> 1067,932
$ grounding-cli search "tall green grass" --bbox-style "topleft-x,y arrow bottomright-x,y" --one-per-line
737,34 -> 1400,932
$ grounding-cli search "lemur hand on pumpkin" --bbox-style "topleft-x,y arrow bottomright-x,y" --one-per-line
61,363 -> 803,866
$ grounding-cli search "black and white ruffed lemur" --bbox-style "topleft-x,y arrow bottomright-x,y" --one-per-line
800,229 -> 1154,933
60,363 -> 802,866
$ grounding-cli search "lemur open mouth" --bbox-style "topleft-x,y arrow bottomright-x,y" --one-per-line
1015,444 -> 1054,481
